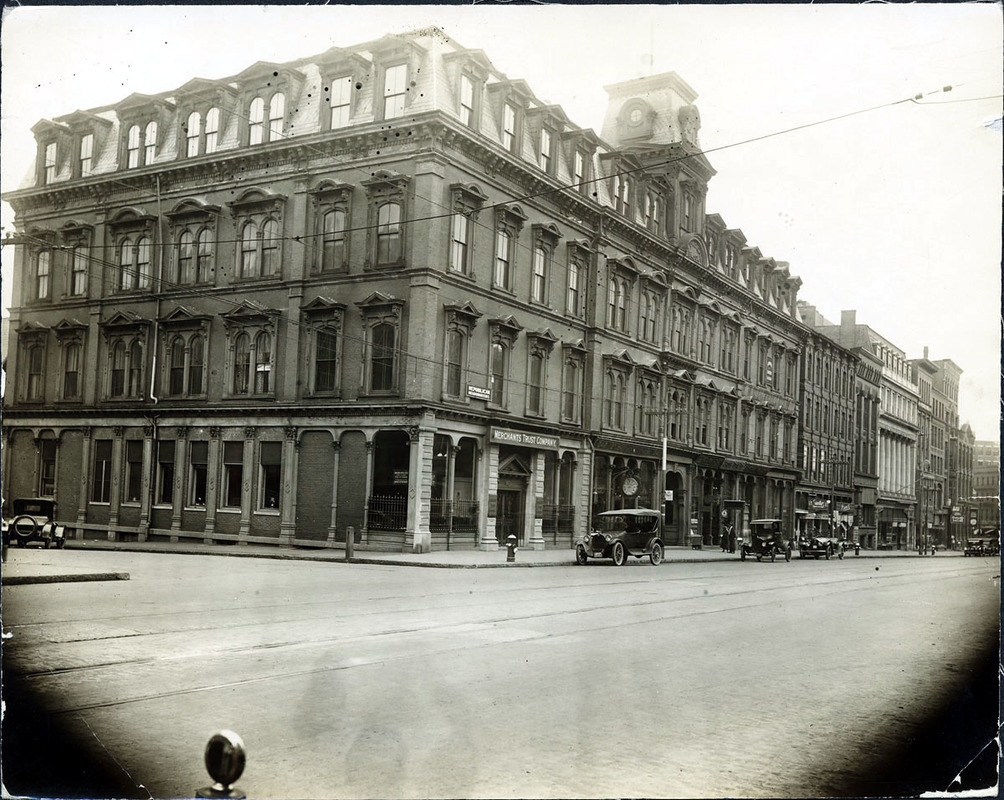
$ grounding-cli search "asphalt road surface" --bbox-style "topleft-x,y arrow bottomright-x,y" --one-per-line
2,551 -> 999,799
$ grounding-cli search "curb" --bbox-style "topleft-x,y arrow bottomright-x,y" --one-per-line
4,572 -> 131,586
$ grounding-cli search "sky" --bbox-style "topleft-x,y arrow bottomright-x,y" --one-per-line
1,3 -> 1001,439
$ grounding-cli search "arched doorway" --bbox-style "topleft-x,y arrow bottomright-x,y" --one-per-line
497,451 -> 530,546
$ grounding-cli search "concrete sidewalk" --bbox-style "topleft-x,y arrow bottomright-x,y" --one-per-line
1,537 -> 949,586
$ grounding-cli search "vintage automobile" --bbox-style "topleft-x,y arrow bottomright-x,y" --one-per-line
800,535 -> 844,560
576,508 -> 664,566
2,498 -> 67,549
740,519 -> 792,562
964,537 -> 999,556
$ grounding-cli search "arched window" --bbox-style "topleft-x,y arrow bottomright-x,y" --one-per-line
169,337 -> 186,395
136,236 -> 152,289
268,93 -> 285,140
128,341 -> 144,397
494,229 -> 512,289
205,107 -> 220,153
322,209 -> 346,271
186,111 -> 201,158
233,333 -> 250,394
36,250 -> 51,300
254,331 -> 272,394
261,219 -> 279,276
240,222 -> 258,278
314,328 -> 338,393
188,334 -> 205,395
119,236 -> 134,291
111,341 -> 126,396
376,203 -> 402,264
567,260 -> 582,316
63,343 -> 81,399
445,329 -> 464,398
196,229 -> 213,283
490,342 -> 506,405
371,324 -> 395,391
249,97 -> 265,145
178,231 -> 195,284
144,121 -> 158,164
127,125 -> 141,168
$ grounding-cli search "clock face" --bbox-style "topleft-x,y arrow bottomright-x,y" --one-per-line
621,475 -> 639,497
629,108 -> 643,125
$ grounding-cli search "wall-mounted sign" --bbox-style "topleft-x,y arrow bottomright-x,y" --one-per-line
664,490 -> 674,502
393,470 -> 409,485
467,385 -> 491,400
489,427 -> 559,450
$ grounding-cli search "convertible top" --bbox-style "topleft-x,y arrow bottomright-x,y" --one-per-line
596,508 -> 662,517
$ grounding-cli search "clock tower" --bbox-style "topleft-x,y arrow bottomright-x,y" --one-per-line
599,71 -> 703,149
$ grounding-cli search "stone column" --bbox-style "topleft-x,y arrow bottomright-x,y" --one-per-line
279,426 -> 297,546
77,427 -> 92,530
172,426 -> 188,539
405,423 -> 433,554
326,438 -> 340,544
138,426 -> 154,539
527,451 -> 546,550
361,439 -> 375,545
238,427 -> 255,543
108,426 -> 124,535
481,444 -> 500,551
204,427 -> 221,542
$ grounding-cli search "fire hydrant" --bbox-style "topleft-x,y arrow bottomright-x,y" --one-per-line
506,534 -> 517,563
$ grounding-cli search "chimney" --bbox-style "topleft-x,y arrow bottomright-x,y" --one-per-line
841,310 -> 856,328
923,346 -> 929,359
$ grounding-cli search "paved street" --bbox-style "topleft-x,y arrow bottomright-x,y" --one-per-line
2,548 -> 999,799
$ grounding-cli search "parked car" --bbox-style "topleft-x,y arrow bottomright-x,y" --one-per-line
2,498 -> 67,549
740,519 -> 792,562
576,508 -> 664,566
800,535 -> 844,560
964,537 -> 999,556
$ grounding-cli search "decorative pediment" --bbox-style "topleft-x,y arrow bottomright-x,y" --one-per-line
444,301 -> 482,329
498,451 -> 532,477
166,197 -> 222,218
608,255 -> 640,275
527,328 -> 558,356
682,234 -> 708,268
532,222 -> 563,244
114,93 -> 176,115
234,61 -> 306,93
228,187 -> 287,211
356,291 -> 403,313
495,203 -> 528,232
302,296 -> 347,315
314,47 -> 372,74
451,182 -> 489,208
51,319 -> 87,341
308,180 -> 353,200
175,78 -> 239,103
605,349 -> 637,367
31,118 -> 71,138
675,285 -> 700,303
159,306 -> 212,329
108,207 -> 157,227
442,47 -> 493,79
562,339 -> 587,355
361,170 -> 409,194
57,109 -> 114,132
489,315 -> 522,346
100,311 -> 150,337
220,300 -> 278,330
17,320 -> 49,337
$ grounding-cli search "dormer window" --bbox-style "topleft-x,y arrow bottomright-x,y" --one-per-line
329,76 -> 352,128
459,74 -> 475,126
502,103 -> 517,151
43,142 -> 57,184
383,63 -> 407,120
540,127 -> 553,174
79,134 -> 94,177
249,93 -> 286,145
125,121 -> 158,168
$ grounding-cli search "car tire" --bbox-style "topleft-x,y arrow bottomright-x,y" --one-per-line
650,542 -> 663,566
575,544 -> 588,566
612,541 -> 626,566
12,515 -> 38,543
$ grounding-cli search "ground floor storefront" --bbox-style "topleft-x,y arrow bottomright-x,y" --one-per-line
2,410 -> 592,553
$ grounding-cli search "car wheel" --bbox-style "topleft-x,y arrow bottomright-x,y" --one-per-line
612,541 -> 627,566
575,544 -> 588,566
650,542 -> 663,566
12,515 -> 38,544
785,548 -> 792,562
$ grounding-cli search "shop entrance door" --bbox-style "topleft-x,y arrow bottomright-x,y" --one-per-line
497,489 -> 525,546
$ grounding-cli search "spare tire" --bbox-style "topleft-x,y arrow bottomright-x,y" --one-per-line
13,515 -> 38,542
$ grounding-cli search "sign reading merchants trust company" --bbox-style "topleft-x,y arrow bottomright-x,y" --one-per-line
489,427 -> 560,450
